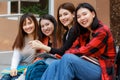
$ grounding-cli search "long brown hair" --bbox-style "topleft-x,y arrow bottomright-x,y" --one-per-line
12,13 -> 40,50
39,14 -> 58,48
57,2 -> 75,45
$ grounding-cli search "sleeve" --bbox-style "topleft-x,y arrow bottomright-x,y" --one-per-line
11,48 -> 22,69
50,27 -> 77,56
68,29 -> 107,55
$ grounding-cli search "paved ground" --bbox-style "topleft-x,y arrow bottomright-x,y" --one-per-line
0,51 -> 13,78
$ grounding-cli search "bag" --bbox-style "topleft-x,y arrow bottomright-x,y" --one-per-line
25,60 -> 48,80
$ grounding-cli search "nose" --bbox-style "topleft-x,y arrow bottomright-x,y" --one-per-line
60,15 -> 65,20
43,26 -> 48,30
80,16 -> 85,20
25,24 -> 30,28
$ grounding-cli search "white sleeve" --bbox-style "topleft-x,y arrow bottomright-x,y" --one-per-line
11,48 -> 22,69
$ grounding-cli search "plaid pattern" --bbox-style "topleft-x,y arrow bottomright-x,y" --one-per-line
67,24 -> 116,80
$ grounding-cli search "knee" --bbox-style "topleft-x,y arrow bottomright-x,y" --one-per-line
61,54 -> 74,63
50,60 -> 60,67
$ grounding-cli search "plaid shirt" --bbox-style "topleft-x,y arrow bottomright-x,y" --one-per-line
67,24 -> 116,80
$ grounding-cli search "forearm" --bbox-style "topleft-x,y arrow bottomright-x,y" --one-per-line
11,49 -> 21,69
41,44 -> 51,52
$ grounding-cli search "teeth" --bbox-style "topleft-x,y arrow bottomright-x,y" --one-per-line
82,21 -> 86,25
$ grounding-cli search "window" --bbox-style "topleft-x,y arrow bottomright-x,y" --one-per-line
11,0 -> 48,16
7,0 -> 54,20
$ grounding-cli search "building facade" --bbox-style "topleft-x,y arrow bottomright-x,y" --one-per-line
0,0 -> 113,51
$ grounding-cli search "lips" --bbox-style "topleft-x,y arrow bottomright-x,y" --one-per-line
81,20 -> 88,25
25,27 -> 33,32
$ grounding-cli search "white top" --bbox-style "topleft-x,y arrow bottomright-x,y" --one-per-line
11,37 -> 36,69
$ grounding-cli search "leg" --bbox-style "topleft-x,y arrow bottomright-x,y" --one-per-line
41,60 -> 60,80
55,54 -> 101,80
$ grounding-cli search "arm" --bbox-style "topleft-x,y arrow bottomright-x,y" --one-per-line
10,49 -> 22,76
29,27 -> 77,56
68,29 -> 108,55
50,28 -> 77,55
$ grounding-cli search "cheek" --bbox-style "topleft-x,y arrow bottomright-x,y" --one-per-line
50,26 -> 54,33
89,17 -> 94,24
22,26 -> 26,31
32,26 -> 35,31
77,19 -> 81,24
41,28 -> 44,33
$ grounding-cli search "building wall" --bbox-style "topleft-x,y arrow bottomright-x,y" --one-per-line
0,0 -> 110,50
54,0 -> 110,27
0,2 -> 7,14
0,18 -> 18,51
110,0 -> 120,45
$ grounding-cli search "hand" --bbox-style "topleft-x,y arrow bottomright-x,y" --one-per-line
29,40 -> 44,49
29,40 -> 51,52
23,68 -> 27,75
10,68 -> 17,76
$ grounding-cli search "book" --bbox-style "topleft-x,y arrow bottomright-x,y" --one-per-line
81,55 -> 99,66
36,53 -> 59,59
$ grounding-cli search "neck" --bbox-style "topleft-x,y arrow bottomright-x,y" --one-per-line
28,34 -> 34,40
68,24 -> 72,30
49,35 -> 53,43
88,28 -> 93,40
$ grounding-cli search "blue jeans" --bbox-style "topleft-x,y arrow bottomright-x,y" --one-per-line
41,54 -> 101,80
1,72 -> 22,80
41,60 -> 60,80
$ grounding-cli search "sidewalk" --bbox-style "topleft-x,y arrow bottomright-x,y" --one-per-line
0,51 -> 13,78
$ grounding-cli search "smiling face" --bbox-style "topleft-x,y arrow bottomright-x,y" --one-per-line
77,8 -> 95,29
23,18 -> 35,35
40,19 -> 54,37
59,8 -> 74,28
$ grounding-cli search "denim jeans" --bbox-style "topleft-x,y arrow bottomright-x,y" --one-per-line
41,60 -> 60,80
41,54 -> 101,80
1,72 -> 22,80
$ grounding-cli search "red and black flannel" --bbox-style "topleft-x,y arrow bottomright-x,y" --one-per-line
67,24 -> 116,80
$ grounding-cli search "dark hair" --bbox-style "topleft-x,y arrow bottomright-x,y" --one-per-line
39,14 -> 57,47
12,13 -> 40,50
57,2 -> 75,44
75,3 -> 101,34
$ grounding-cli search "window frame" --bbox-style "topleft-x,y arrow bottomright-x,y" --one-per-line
5,0 -> 54,20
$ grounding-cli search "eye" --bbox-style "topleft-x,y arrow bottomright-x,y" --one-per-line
77,15 -> 81,19
28,21 -> 32,25
59,14 -> 62,17
63,12 -> 68,16
41,25 -> 44,28
45,23 -> 49,26
82,12 -> 87,16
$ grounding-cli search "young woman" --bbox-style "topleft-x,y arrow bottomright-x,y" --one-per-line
1,13 -> 40,80
29,2 -> 78,56
48,3 -> 116,80
29,14 -> 59,63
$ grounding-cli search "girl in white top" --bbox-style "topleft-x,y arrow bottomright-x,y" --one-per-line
1,13 -> 41,80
